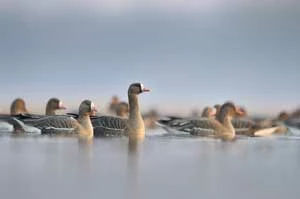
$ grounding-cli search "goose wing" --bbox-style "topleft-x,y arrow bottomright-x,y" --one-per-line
92,116 -> 127,137
159,117 -> 220,136
24,116 -> 78,135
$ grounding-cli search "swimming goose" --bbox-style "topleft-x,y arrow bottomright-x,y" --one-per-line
16,100 -> 97,138
92,83 -> 150,139
158,102 -> 244,141
45,98 -> 66,115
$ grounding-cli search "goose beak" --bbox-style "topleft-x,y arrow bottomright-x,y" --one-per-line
142,88 -> 151,92
59,104 -> 67,110
236,107 -> 244,116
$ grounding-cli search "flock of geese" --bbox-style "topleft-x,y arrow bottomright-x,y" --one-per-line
0,82 -> 299,141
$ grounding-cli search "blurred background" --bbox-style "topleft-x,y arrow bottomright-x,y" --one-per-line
0,0 -> 299,116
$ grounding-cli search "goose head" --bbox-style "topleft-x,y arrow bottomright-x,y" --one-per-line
46,98 -> 66,115
10,98 -> 28,115
109,95 -> 120,114
217,102 -> 244,123
116,102 -> 129,117
79,100 -> 98,116
236,107 -> 247,118
201,107 -> 216,118
278,111 -> 289,121
128,83 -> 151,95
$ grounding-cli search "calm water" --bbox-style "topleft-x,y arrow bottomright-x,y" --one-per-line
0,128 -> 300,199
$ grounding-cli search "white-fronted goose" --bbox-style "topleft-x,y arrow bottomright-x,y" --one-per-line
212,103 -> 284,136
158,102 -> 244,141
16,100 -> 97,138
92,83 -> 150,138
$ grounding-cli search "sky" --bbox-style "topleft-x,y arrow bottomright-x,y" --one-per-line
0,0 -> 299,115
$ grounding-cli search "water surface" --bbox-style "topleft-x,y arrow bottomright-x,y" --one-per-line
0,128 -> 300,199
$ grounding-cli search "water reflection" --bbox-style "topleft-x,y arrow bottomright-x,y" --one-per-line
77,138 -> 94,175
126,139 -> 143,199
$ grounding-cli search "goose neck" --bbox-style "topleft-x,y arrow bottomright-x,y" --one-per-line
46,106 -> 56,116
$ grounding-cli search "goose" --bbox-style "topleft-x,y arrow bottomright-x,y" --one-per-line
92,83 -> 150,139
213,103 -> 283,136
158,102 -> 244,141
14,100 -> 97,138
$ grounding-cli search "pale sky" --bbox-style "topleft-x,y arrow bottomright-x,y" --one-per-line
0,0 -> 299,115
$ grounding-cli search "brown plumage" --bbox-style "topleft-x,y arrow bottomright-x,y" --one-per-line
10,98 -> 28,115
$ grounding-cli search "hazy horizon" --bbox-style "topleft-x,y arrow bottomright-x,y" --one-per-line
0,0 -> 299,116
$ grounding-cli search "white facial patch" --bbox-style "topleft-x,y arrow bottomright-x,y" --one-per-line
90,102 -> 95,110
140,83 -> 144,91
59,101 -> 63,108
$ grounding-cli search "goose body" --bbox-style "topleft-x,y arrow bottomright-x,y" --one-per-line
92,116 -> 127,136
23,115 -> 78,135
